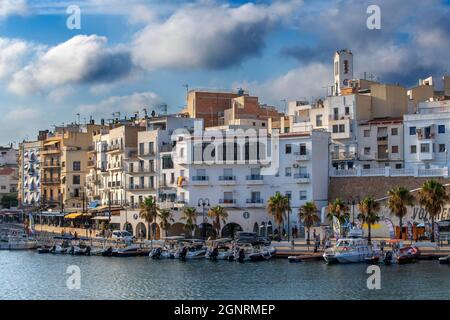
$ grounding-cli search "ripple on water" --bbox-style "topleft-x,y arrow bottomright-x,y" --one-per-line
1,252 -> 450,300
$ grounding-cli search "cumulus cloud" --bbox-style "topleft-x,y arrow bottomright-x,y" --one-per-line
0,0 -> 27,19
131,0 -> 302,70
281,0 -> 450,86
0,37 -> 30,79
76,91 -> 161,117
235,63 -> 332,107
8,35 -> 133,95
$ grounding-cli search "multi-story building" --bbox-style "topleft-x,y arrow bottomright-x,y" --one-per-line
18,141 -> 43,208
357,118 -> 404,169
0,167 -> 19,207
40,123 -> 104,211
404,99 -> 450,169
0,145 -> 18,167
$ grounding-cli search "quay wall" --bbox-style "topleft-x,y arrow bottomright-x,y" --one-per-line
329,176 -> 450,201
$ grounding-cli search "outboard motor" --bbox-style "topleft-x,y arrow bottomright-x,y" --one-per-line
179,247 -> 188,262
86,246 -> 91,256
384,251 -> 393,265
238,248 -> 245,263
152,247 -> 162,259
69,246 -> 75,255
210,247 -> 219,261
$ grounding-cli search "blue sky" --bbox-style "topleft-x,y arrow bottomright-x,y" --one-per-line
0,0 -> 449,145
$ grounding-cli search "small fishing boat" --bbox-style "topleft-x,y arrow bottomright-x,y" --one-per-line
205,238 -> 233,261
176,240 -> 207,260
397,246 -> 420,265
323,238 -> 380,264
0,233 -> 37,250
113,244 -> 149,257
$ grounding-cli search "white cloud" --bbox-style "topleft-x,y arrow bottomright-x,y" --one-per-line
0,0 -> 27,19
131,0 -> 302,70
8,34 -> 133,95
76,91 -> 161,117
0,37 -> 30,79
235,63 -> 332,107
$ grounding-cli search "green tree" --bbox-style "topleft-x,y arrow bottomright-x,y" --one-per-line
298,201 -> 320,246
358,196 -> 380,243
181,207 -> 198,237
1,193 -> 18,209
208,206 -> 228,238
139,196 -> 158,239
327,198 -> 350,237
387,186 -> 415,239
158,209 -> 174,238
418,180 -> 449,242
267,192 -> 291,238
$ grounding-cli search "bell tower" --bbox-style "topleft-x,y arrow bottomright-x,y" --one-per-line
333,49 -> 353,96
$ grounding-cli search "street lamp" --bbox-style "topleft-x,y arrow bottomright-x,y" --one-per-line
197,198 -> 210,240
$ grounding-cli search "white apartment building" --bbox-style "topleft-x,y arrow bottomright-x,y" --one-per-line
0,146 -> 18,166
404,100 -> 450,169
357,118 -> 404,169
18,141 -> 42,207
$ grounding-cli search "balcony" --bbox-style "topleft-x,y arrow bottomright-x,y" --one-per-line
138,150 -> 156,158
128,184 -> 154,191
87,160 -> 95,168
218,175 -> 236,185
41,147 -> 60,155
42,161 -> 60,168
331,151 -> 356,160
107,144 -> 123,153
418,151 -> 434,161
41,178 -> 60,184
294,173 -> 311,184
190,176 -> 209,186
108,162 -> 122,171
129,168 -> 155,175
219,199 -> 237,207
246,198 -> 265,208
294,152 -> 310,161
246,175 -> 264,185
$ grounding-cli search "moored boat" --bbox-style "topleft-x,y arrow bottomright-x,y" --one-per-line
323,238 -> 380,264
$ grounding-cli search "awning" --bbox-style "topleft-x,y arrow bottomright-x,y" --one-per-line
64,213 -> 83,219
88,200 -> 100,209
44,140 -> 59,146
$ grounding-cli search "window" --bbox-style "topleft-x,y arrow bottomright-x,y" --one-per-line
420,143 -> 430,153
285,191 -> 292,201
392,146 -> 399,154
73,175 -> 80,185
439,144 -> 446,153
316,115 -> 323,127
162,156 -> 174,169
285,167 -> 292,177
139,143 -> 144,155
395,163 -> 402,169
73,161 -> 81,171
391,128 -> 398,136
363,164 -> 371,169
345,107 -> 350,115
299,191 -> 307,200
409,127 -> 416,135
285,144 -> 292,154
332,125 -> 339,133
363,130 -> 370,137
130,163 -> 134,173
339,124 -> 345,133
344,60 -> 349,74
438,125 -> 445,134
299,144 -> 307,155
410,145 -> 417,154
364,147 -> 371,155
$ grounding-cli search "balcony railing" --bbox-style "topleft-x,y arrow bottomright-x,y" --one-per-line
219,176 -> 236,181
192,176 -> 209,181
246,199 -> 264,204
294,173 -> 310,179
246,175 -> 263,181
219,199 -> 236,204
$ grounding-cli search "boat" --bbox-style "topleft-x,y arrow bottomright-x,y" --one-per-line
37,246 -> 52,254
232,243 -> 270,262
69,243 -> 92,256
205,238 -> 233,261
438,255 -> 450,264
323,238 -> 380,264
113,244 -> 149,257
0,233 -> 38,250
396,246 -> 420,264
149,237 -> 184,259
176,240 -> 207,260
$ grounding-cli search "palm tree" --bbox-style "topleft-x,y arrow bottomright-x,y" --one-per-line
298,201 -> 320,246
139,196 -> 158,239
208,205 -> 228,238
387,186 -> 415,240
358,196 -> 380,244
418,180 -> 449,242
158,209 -> 174,237
181,207 -> 198,238
327,198 -> 350,236
267,192 -> 291,238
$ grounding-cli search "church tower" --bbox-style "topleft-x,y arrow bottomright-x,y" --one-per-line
333,49 -> 353,96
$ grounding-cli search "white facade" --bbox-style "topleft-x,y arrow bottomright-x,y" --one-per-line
0,146 -> 18,166
333,49 -> 353,96
404,100 -> 450,169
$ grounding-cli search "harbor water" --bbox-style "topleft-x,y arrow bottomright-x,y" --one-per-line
1,251 -> 449,300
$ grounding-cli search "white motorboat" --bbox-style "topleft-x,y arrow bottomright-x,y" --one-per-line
0,233 -> 37,250
176,240 -> 207,260
323,238 -> 380,264
205,238 -> 233,260
149,237 -> 184,259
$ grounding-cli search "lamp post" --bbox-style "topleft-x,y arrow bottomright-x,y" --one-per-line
198,198 -> 210,240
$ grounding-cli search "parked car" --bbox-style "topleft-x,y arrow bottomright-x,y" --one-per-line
111,230 -> 134,242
